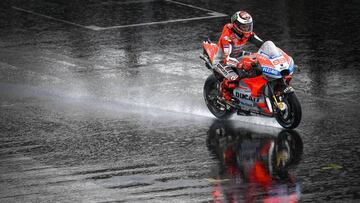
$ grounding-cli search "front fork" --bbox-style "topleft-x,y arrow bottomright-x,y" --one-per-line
267,78 -> 294,113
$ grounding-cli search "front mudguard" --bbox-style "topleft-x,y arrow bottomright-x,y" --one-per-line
263,81 -> 296,115
283,86 -> 295,94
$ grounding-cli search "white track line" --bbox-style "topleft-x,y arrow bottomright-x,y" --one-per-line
12,1 -> 228,31
94,13 -> 227,30
166,0 -> 223,13
12,6 -> 90,30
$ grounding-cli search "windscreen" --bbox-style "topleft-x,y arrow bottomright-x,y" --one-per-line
258,41 -> 282,58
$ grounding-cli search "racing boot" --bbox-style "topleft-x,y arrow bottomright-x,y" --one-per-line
220,79 -> 238,102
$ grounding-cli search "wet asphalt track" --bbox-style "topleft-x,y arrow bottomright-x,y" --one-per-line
0,0 -> 360,202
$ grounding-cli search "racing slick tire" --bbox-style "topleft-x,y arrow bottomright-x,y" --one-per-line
275,93 -> 302,129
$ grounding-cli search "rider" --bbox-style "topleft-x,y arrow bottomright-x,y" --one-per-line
214,11 -> 264,101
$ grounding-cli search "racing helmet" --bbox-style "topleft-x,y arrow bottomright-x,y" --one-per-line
231,11 -> 253,37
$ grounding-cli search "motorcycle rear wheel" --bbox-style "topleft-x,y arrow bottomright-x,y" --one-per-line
275,93 -> 302,129
203,75 -> 234,119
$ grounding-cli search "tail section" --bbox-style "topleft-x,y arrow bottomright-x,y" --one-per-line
202,41 -> 219,64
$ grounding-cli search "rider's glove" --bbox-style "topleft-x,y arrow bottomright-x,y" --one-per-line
237,56 -> 257,71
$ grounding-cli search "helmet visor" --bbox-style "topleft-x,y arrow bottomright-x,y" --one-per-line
234,21 -> 253,32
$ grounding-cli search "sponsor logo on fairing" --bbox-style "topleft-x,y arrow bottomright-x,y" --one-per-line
272,57 -> 287,66
262,66 -> 280,76
235,92 -> 260,103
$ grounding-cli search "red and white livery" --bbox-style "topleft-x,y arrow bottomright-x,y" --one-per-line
201,41 -> 302,129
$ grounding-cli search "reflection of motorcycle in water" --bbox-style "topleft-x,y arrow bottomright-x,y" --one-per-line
207,120 -> 303,202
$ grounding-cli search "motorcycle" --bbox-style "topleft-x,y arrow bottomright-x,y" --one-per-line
200,40 -> 302,129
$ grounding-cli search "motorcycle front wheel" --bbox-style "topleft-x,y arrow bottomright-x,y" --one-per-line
203,74 -> 234,119
275,93 -> 302,129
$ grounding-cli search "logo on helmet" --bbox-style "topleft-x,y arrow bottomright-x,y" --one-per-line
231,13 -> 237,23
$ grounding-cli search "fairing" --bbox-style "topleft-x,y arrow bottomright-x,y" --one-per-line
233,77 -> 271,115
257,41 -> 294,79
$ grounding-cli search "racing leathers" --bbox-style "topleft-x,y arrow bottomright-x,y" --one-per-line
214,23 -> 264,101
